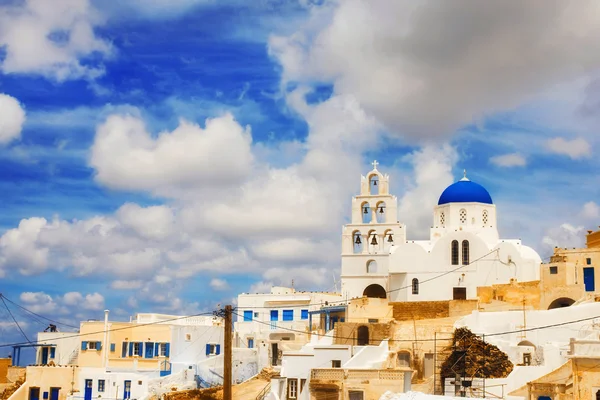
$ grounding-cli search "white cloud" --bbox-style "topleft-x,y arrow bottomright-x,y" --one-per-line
110,280 -> 144,290
116,203 -> 175,241
20,290 -> 104,314
545,137 -> 592,159
542,223 -> 586,250
270,1 -> 600,139
0,0 -> 112,81
490,153 -> 527,168
210,278 -> 229,291
90,113 -> 254,195
62,292 -> 103,310
397,144 -> 458,238
0,94 -> 26,144
581,201 -> 600,219
0,217 -> 50,276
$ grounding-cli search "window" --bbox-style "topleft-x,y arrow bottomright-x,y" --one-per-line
49,347 -> 55,358
158,343 -> 169,357
440,212 -> 445,226
483,210 -> 488,225
462,240 -> 470,265
587,258 -> 592,265
122,342 -> 128,358
206,344 -> 220,356
451,240 -> 459,265
110,343 -> 115,352
282,310 -> 293,321
185,334 -> 191,341
412,278 -> 419,295
254,312 -> 259,318
88,342 -> 97,350
349,391 -> 364,400
301,309 -> 308,320
248,338 -> 254,349
368,319 -> 379,323
133,342 -> 142,356
366,260 -> 377,274
550,266 -> 558,274
98,380 -> 105,392
332,360 -> 341,368
288,379 -> 298,399
84,341 -> 101,351
243,310 -> 253,322
459,209 -> 467,224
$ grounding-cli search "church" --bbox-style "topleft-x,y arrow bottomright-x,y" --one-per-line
340,162 -> 542,302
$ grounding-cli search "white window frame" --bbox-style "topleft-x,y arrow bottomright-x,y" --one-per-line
288,378 -> 298,399
88,342 -> 97,350
208,344 -> 217,355
133,342 -> 142,356
159,343 -> 167,357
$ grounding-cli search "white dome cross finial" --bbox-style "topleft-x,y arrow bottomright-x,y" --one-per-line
372,160 -> 379,170
460,169 -> 470,181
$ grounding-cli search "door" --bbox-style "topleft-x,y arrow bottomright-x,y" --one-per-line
29,388 -> 40,400
453,287 -> 467,300
270,310 -> 278,329
349,391 -> 364,400
41,347 -> 49,364
50,388 -> 59,400
248,338 -> 254,349
84,380 -> 92,400
584,267 -> 595,292
123,380 -> 131,399
424,353 -> 434,377
271,343 -> 279,366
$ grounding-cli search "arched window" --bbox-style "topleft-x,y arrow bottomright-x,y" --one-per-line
362,203 -> 371,224
483,210 -> 488,226
440,212 -> 445,226
367,260 -> 377,274
376,201 -> 386,223
459,209 -> 467,224
462,240 -> 470,265
369,175 -> 379,195
451,240 -> 459,265
412,278 -> 419,295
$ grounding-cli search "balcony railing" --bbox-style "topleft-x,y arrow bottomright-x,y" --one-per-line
311,369 -> 404,381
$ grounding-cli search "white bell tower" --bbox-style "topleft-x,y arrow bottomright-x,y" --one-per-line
340,161 -> 406,300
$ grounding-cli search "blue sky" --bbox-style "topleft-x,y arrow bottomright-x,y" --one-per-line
0,0 -> 599,356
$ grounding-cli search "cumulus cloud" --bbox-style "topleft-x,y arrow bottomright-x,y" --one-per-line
210,278 -> 229,291
542,223 -> 586,250
545,137 -> 592,159
270,1 -> 600,139
397,144 -> 458,238
0,94 -> 26,144
581,201 -> 600,219
0,0 -> 112,81
62,292 -> 105,310
490,153 -> 527,168
90,113 -> 254,195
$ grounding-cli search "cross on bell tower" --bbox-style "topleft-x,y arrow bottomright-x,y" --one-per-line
372,160 -> 379,170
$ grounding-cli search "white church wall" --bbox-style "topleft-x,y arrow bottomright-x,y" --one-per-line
169,325 -> 223,373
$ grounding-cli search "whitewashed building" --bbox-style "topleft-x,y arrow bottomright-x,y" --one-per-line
341,163 -> 542,302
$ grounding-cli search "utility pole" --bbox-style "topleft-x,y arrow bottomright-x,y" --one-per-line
224,305 -> 233,400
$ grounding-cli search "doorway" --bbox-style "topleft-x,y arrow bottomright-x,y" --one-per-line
41,347 -> 49,365
357,326 -> 369,346
29,388 -> 40,400
453,287 -> 467,300
84,380 -> 92,400
424,353 -> 434,377
584,267 -> 595,292
271,343 -> 279,366
123,380 -> 131,399
50,388 -> 60,400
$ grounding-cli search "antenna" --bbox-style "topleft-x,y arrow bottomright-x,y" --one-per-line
332,272 -> 339,293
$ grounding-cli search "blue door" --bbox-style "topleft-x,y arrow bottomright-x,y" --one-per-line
124,380 -> 131,399
584,267 -> 595,292
248,338 -> 254,349
41,347 -> 48,364
50,388 -> 59,400
84,380 -> 92,400
29,388 -> 40,400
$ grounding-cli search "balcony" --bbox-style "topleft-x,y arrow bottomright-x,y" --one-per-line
311,368 -> 405,381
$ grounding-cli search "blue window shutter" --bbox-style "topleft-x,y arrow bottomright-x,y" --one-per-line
216,344 -> 221,355
205,344 -> 210,356
165,343 -> 170,357
81,341 -> 87,351
301,310 -> 308,320
97,342 -> 102,351
243,311 -> 252,322
154,343 -> 159,357
129,342 -> 134,356
283,310 -> 293,321
50,348 -> 56,358
110,343 -> 115,352
145,342 -> 154,358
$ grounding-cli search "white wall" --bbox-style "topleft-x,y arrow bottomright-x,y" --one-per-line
36,332 -> 80,365
77,367 -> 153,400
169,325 -> 223,374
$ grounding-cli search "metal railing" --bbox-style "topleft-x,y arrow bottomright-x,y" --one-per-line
255,382 -> 271,400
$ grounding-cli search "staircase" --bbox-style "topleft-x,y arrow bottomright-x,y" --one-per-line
68,348 -> 79,365
195,375 -> 212,389
255,382 -> 271,400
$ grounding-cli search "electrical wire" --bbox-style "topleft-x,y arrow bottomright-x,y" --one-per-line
1,294 -> 32,344
1,294 -> 79,329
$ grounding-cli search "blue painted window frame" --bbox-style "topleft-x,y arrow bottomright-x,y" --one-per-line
282,310 -> 293,321
243,310 -> 253,322
301,310 -> 308,320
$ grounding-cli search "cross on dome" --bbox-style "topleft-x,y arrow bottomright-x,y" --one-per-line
372,160 -> 379,170
460,169 -> 470,182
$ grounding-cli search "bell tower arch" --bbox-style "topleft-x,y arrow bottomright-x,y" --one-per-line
341,161 -> 406,300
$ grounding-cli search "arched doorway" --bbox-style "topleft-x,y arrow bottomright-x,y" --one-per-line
398,351 -> 411,368
363,284 -> 386,299
357,326 -> 369,346
548,297 -> 575,310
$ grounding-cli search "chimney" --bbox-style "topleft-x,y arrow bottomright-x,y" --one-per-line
102,310 -> 109,368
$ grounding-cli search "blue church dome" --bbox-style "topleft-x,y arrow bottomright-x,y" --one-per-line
438,175 -> 493,205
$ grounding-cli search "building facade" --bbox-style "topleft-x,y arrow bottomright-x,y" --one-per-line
341,165 -> 542,303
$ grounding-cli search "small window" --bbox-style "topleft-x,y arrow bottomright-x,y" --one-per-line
88,342 -> 97,350
332,360 -> 341,368
110,343 -> 115,352
133,342 -> 142,356
185,334 -> 191,341
459,209 -> 467,224
440,212 -> 445,225
282,310 -> 293,321
288,379 -> 298,399
98,380 -> 105,392
349,392 -> 364,400
159,343 -> 168,357
412,278 -> 419,295
367,260 -> 377,274
243,310 -> 253,322
462,240 -> 470,265
368,318 -> 379,323
550,266 -> 558,274
483,210 -> 489,225
138,380 -> 142,385
254,312 -> 259,318
301,309 -> 308,320
206,344 -> 219,355
451,240 -> 459,265
587,258 -> 592,265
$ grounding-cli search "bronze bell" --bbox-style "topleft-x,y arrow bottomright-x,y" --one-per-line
373,180 -> 378,186
387,234 -> 394,243
363,207 -> 369,214
378,206 -> 384,214
355,235 -> 362,245
370,235 -> 378,246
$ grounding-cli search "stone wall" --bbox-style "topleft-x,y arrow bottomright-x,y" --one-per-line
391,301 -> 450,321
477,280 -> 541,309
0,359 -> 11,384
333,323 -> 391,346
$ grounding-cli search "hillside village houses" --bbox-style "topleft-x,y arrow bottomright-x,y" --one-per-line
4,163 -> 600,400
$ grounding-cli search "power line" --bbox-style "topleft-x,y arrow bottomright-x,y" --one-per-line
1,294 -> 79,329
0,311 -> 217,349
0,295 -> 31,344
